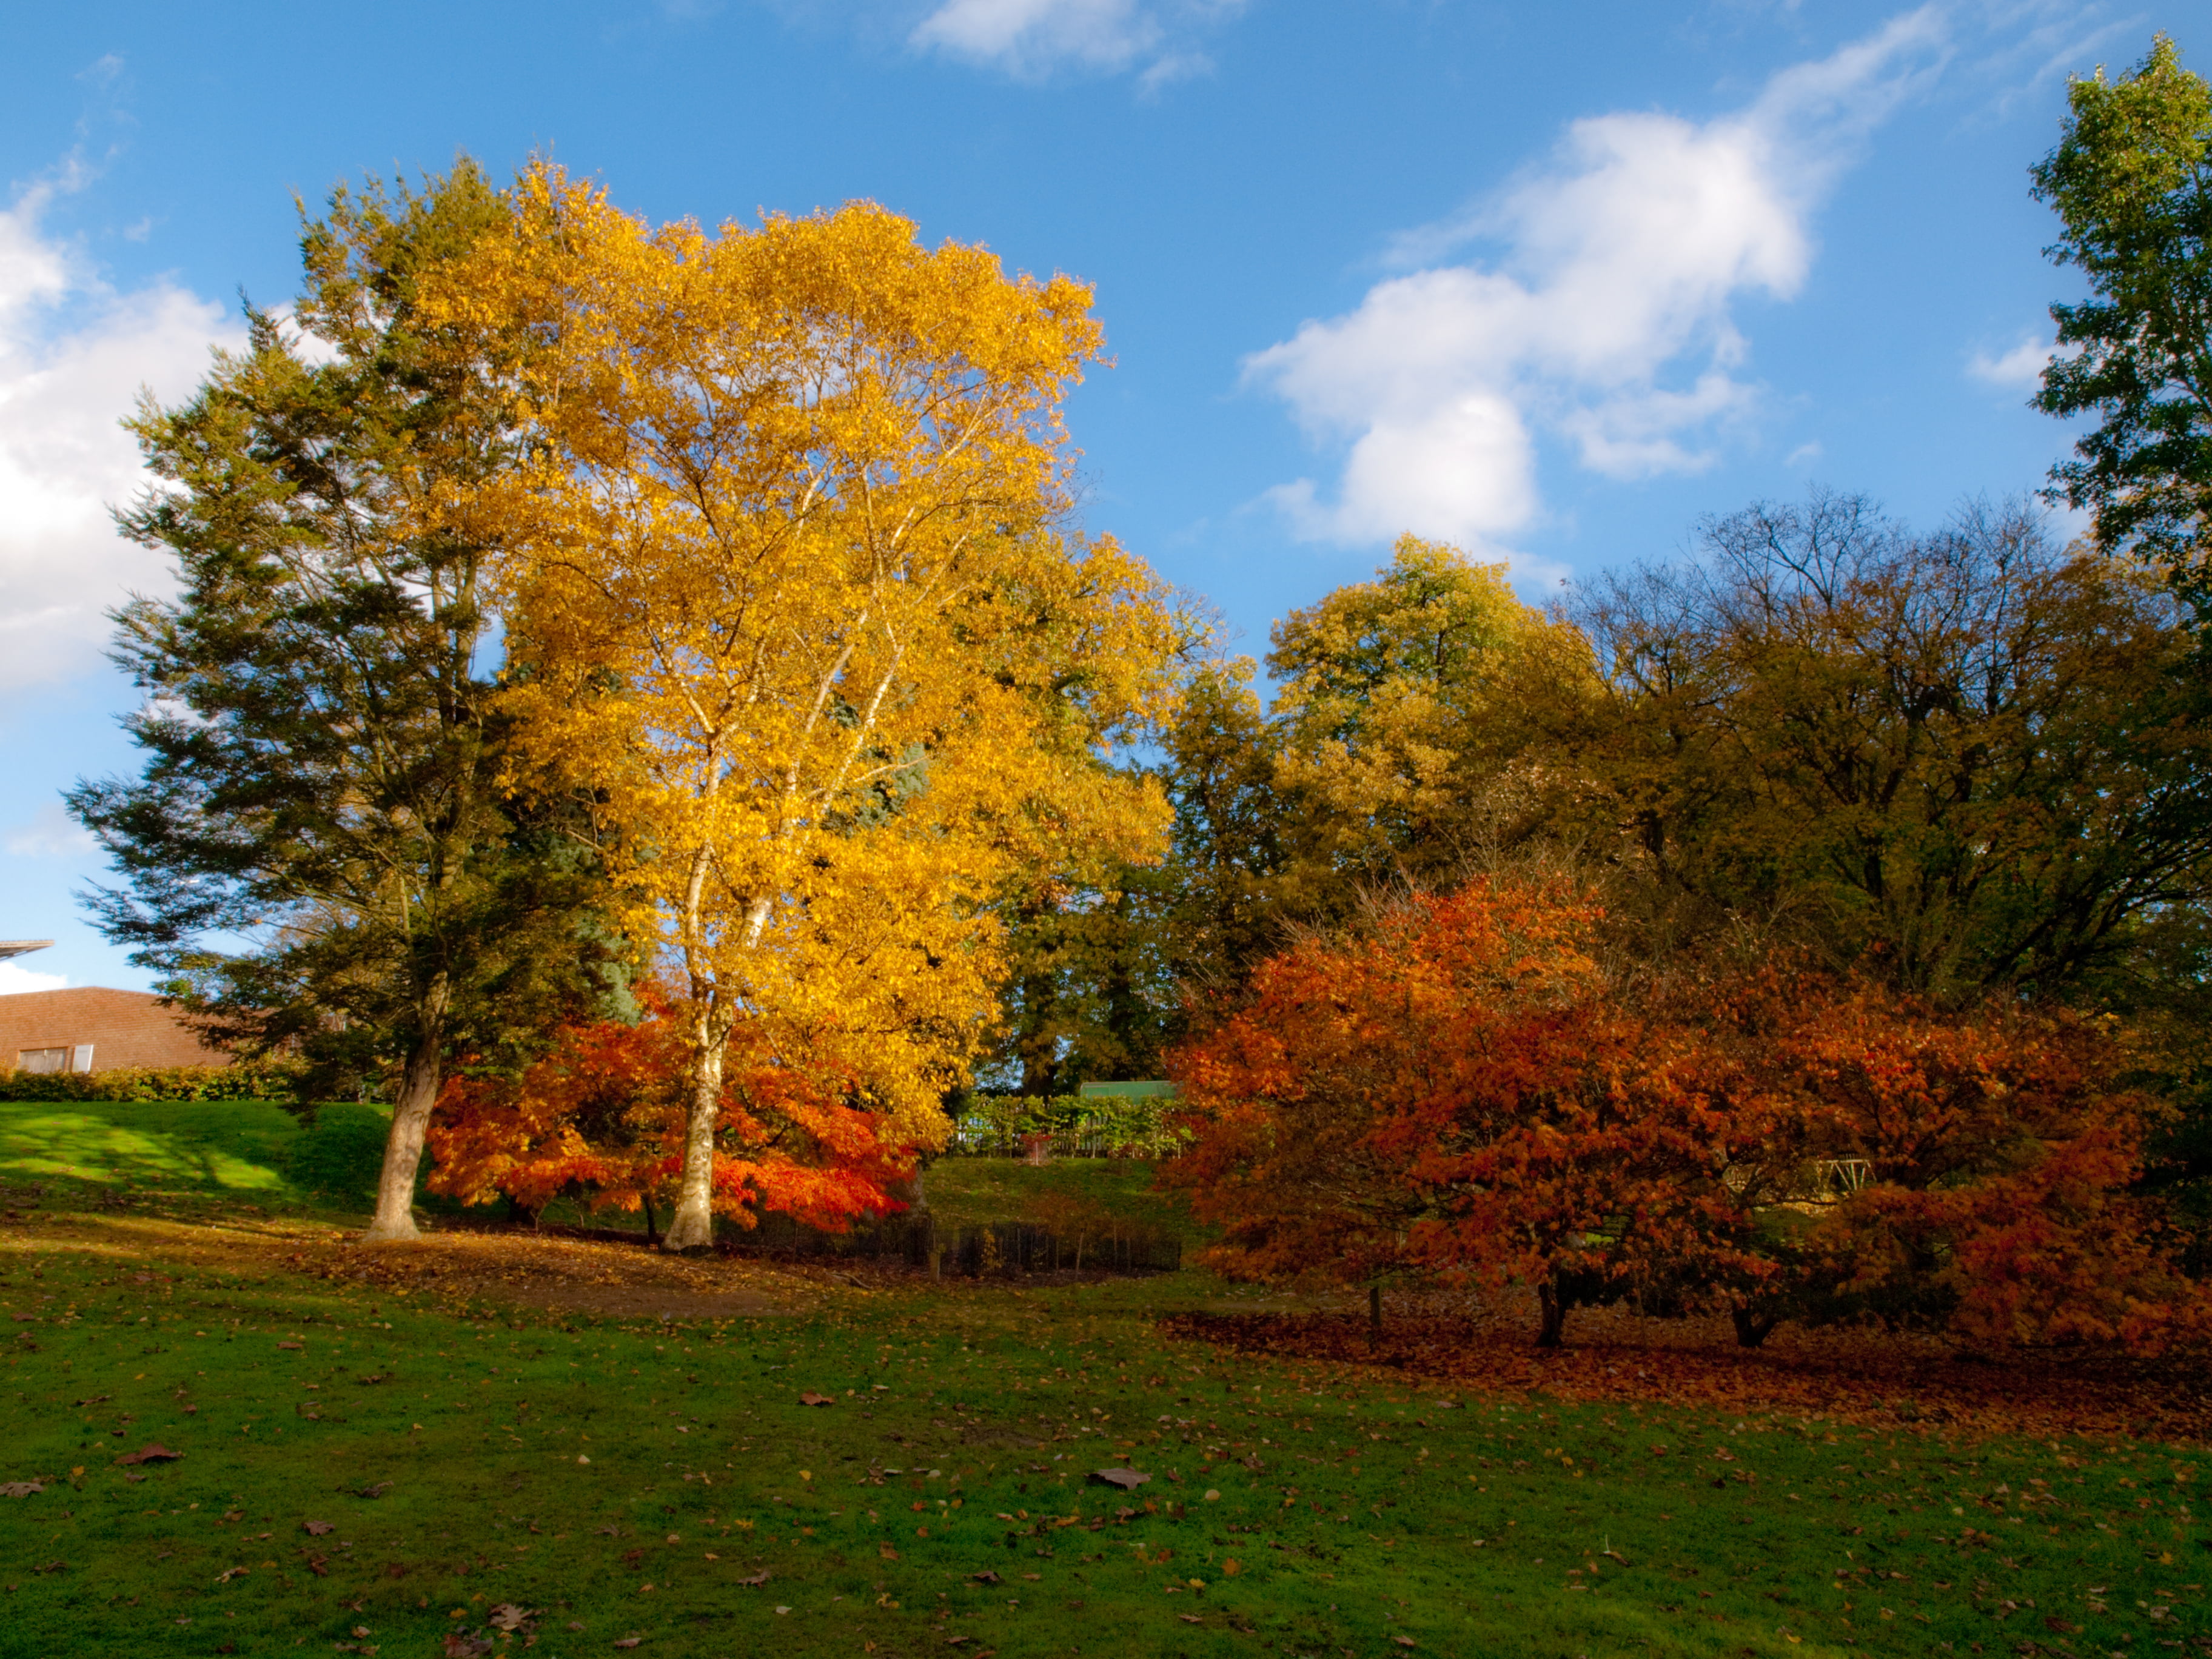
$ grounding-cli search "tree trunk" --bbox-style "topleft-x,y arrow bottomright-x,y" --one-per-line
1537,1279 -> 1567,1349
1731,1308 -> 1778,1349
362,1002 -> 445,1243
663,1017 -> 725,1253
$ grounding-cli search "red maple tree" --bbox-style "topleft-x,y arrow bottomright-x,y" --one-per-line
1168,879 -> 2207,1352
426,985 -> 911,1235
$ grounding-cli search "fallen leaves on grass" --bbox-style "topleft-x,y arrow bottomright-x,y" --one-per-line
0,1481 -> 42,1497
303,1520 -> 333,1535
799,1392 -> 834,1407
737,1570 -> 770,1587
1161,1306 -> 2212,1441
1088,1468 -> 1148,1490
116,1444 -> 182,1466
442,1638 -> 491,1659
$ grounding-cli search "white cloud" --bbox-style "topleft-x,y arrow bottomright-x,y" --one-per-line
1967,330 -> 2054,390
0,171 -> 238,689
1244,8 -> 1949,550
5,800 -> 95,857
0,960 -> 67,995
910,0 -> 1241,81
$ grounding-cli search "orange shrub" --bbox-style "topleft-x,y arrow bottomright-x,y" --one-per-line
1169,878 -> 2207,1352
427,986 -> 911,1232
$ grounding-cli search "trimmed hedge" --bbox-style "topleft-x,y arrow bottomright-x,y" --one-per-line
948,1092 -> 1187,1159
0,1062 -> 303,1103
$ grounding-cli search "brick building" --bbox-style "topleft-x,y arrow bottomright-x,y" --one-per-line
0,985 -> 232,1073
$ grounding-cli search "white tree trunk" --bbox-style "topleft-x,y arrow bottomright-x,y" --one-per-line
663,1014 -> 726,1252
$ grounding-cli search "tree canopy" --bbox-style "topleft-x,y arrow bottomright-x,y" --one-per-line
2034,35 -> 2212,588
425,167 -> 1195,1249
70,163 -> 620,1242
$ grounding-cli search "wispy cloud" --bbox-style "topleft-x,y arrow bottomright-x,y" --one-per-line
908,0 -> 1243,82
5,800 -> 96,858
1243,9 -> 1949,552
0,163 -> 238,688
1966,330 -> 2055,390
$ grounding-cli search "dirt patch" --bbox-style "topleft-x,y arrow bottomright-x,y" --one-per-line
303,1233 -> 797,1320
1162,1298 -> 2212,1446
1,1212 -> 809,1321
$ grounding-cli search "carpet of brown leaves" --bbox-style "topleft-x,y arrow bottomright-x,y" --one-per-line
0,1212 -> 816,1320
1162,1292 -> 2212,1446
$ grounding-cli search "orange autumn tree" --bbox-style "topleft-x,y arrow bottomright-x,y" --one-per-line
1777,988 -> 2207,1352
426,986 -> 910,1233
1167,878 -> 1794,1346
1171,876 -> 2207,1352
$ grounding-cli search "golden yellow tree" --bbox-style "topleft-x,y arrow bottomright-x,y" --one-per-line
433,168 -> 1188,1248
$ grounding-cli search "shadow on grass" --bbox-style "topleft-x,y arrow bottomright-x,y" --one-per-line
0,1096 -> 391,1208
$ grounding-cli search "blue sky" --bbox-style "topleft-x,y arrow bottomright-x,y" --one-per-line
0,0 -> 2174,993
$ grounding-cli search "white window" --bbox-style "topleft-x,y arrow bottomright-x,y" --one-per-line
70,1045 -> 93,1074
16,1048 -> 70,1074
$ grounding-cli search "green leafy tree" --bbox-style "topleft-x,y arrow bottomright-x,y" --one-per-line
1574,491 -> 2212,997
70,163 -> 620,1242
2033,35 -> 2212,588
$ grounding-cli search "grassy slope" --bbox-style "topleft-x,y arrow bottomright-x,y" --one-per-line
0,1098 -> 392,1215
1,1102 -> 2207,1657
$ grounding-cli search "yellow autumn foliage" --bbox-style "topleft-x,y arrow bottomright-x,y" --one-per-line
1264,534 -> 1598,911
424,166 -> 1189,1246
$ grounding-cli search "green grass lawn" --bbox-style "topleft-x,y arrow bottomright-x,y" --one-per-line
1,1101 -> 2207,1657
0,1096 -> 395,1217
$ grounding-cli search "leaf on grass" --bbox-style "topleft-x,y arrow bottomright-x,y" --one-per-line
356,1481 -> 392,1499
971,1570 -> 1002,1584
214,1566 -> 247,1584
1178,1615 -> 1202,1624
614,1638 -> 642,1649
799,1392 -> 834,1407
879,1543 -> 900,1560
737,1570 -> 770,1587
116,1444 -> 183,1466
1393,1640 -> 1417,1650
276,1342 -> 303,1352
442,1635 -> 492,1658
304,1520 -> 333,1535
0,1481 -> 42,1497
486,1603 -> 533,1632
1088,1468 -> 1149,1490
